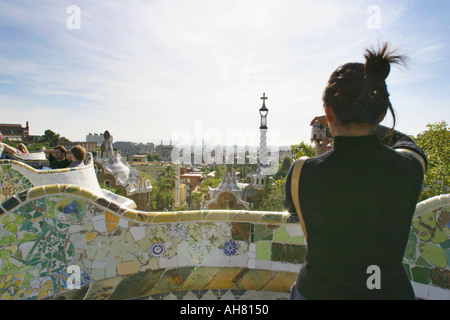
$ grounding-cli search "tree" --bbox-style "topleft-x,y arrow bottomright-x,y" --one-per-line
253,178 -> 286,212
197,177 -> 221,201
41,129 -> 70,147
149,164 -> 176,210
290,141 -> 315,160
413,121 -> 450,201
147,153 -> 162,162
274,156 -> 293,180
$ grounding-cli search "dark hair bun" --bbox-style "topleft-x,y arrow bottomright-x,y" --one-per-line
364,43 -> 406,83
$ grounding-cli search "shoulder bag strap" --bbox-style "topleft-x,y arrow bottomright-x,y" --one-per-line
291,156 -> 309,239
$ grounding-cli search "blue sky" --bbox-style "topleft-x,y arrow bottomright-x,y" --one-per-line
0,0 -> 448,146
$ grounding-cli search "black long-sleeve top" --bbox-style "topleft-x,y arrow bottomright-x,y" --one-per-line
284,126 -> 427,300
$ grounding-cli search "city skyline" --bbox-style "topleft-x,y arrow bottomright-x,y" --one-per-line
0,1 -> 448,146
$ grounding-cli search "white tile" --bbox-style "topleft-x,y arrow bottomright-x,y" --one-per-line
229,253 -> 248,267
92,215 -> 107,233
285,224 -> 302,238
271,261 -> 290,272
118,218 -> 128,228
255,259 -> 272,270
428,285 -> 449,300
411,281 -> 430,300
130,226 -> 146,241
159,256 -> 177,268
200,247 -> 229,267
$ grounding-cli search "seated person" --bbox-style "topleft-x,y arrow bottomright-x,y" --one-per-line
16,143 -> 29,154
68,145 -> 86,168
44,146 -> 70,169
0,132 -> 20,159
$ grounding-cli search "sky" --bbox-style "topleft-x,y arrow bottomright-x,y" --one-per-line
0,0 -> 448,147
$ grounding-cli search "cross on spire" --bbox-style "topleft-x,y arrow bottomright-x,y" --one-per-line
261,92 -> 268,101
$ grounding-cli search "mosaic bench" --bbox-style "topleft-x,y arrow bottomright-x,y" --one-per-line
0,159 -> 135,209
0,161 -> 449,300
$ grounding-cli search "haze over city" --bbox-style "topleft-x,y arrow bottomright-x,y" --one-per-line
0,0 -> 448,146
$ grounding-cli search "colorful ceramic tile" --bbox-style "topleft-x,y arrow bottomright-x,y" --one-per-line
149,267 -> 195,295
262,271 -> 297,292
255,241 -> 271,260
178,267 -> 221,291
222,239 -> 238,256
204,267 -> 247,290
411,266 -> 431,285
231,222 -> 250,242
236,269 -> 274,291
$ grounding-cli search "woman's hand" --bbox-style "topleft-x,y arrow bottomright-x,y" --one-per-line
311,115 -> 332,156
314,136 -> 332,156
310,115 -> 328,126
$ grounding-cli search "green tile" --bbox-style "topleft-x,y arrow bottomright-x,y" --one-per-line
273,226 -> 291,242
411,266 -> 430,285
419,242 -> 448,268
254,224 -> 273,242
415,256 -> 432,267
403,263 -> 411,281
255,241 -> 271,260
408,229 -> 418,243
403,241 -> 416,262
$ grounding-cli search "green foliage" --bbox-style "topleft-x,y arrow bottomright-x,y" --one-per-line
274,156 -> 293,180
99,183 -> 122,195
41,129 -> 70,147
197,177 -> 221,202
290,141 -> 315,160
253,178 -> 286,212
149,164 -> 176,210
147,153 -> 162,162
413,121 -> 450,201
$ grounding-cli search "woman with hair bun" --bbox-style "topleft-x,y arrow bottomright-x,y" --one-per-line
284,43 -> 427,300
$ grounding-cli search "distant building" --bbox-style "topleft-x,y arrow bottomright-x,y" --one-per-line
60,141 -> 98,152
113,141 -> 155,156
203,166 -> 250,210
0,122 -> 30,143
155,140 -> 174,162
86,132 -> 110,145
180,167 -> 204,190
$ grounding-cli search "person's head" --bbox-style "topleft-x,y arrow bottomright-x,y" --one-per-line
54,145 -> 67,161
0,132 -> 3,141
322,42 -> 407,136
69,145 -> 86,162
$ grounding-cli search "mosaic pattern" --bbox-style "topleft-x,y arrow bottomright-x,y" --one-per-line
403,200 -> 450,299
0,184 -> 304,300
0,165 -> 33,203
0,176 -> 449,299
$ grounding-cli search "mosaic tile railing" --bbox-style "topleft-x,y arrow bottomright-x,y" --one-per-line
0,160 -> 103,204
0,159 -> 448,300
405,194 -> 450,300
0,183 -> 304,300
